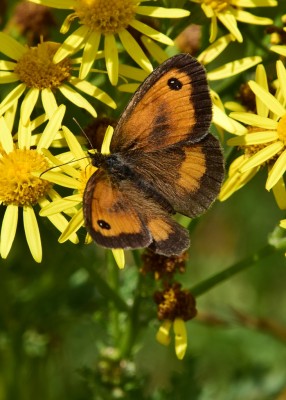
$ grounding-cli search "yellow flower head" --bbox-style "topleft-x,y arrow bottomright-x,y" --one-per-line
190,0 -> 277,43
0,33 -> 116,125
0,105 -> 79,263
27,0 -> 190,85
154,283 -> 197,360
220,61 -> 286,210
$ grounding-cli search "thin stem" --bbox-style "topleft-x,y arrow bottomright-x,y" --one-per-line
191,244 -> 279,297
119,250 -> 144,358
107,251 -> 121,341
87,263 -> 129,313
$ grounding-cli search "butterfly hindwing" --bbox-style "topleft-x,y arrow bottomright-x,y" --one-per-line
83,169 -> 190,256
111,54 -> 212,153
83,170 -> 152,249
122,133 -> 224,218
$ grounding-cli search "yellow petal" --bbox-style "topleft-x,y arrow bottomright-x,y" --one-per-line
140,36 -> 169,64
18,122 -> 32,150
79,31 -> 101,79
118,29 -> 153,73
23,206 -> 42,263
41,88 -> 58,118
39,170 -> 80,189
53,26 -> 88,63
197,34 -> 234,65
62,125 -> 89,169
230,112 -> 278,129
0,32 -> 26,60
156,320 -> 172,346
129,19 -> 173,46
39,195 -> 81,216
4,102 -> 17,133
20,87 -> 40,125
240,141 -> 284,172
248,80 -> 285,117
227,131 -> 278,146
28,0 -> 75,8
231,0 -> 277,6
136,6 -> 190,18
219,166 -> 259,200
218,12 -> 243,42
37,105 -> 66,150
0,116 -> 13,153
208,56 -> 261,80
70,77 -> 117,109
101,125 -> 114,155
0,83 -> 26,116
255,64 -> 269,118
272,178 -> 286,210
0,204 -> 18,259
266,150 -> 286,191
0,72 -> 20,84
173,318 -> 187,360
213,104 -> 246,134
118,64 -> 148,82
59,83 -> 97,117
118,83 -> 140,93
104,34 -> 118,86
276,60 -> 286,106
40,148 -> 81,179
59,209 -> 84,243
209,15 -> 218,43
112,249 -> 125,269
271,45 -> 286,57
233,8 -> 273,25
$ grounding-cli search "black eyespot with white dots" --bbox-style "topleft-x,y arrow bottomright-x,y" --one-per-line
168,77 -> 183,91
97,219 -> 111,230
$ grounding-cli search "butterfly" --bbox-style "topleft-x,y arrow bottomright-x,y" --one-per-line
83,54 -> 224,257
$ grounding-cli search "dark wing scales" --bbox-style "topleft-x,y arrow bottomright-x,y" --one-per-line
123,134 -> 224,218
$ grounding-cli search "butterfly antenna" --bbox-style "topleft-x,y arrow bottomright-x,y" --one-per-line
40,155 -> 90,178
73,118 -> 94,150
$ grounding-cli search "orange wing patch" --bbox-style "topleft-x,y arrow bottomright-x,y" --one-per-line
178,145 -> 206,192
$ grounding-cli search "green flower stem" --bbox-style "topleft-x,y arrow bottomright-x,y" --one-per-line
119,275 -> 144,359
190,244 -> 278,297
87,264 -> 129,313
107,251 -> 121,341
119,250 -> 144,358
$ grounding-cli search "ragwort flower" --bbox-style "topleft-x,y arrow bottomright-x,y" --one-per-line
0,105 -> 79,263
0,33 -> 116,125
38,124 -> 125,269
27,0 -> 190,85
220,61 -> 286,210
154,283 -> 197,360
190,0 -> 277,43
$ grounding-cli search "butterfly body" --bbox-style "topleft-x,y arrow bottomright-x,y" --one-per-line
83,54 -> 224,256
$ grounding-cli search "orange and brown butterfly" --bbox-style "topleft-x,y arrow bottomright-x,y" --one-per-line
83,54 -> 224,257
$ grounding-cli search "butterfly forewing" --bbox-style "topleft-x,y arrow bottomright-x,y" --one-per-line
111,54 -> 212,153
